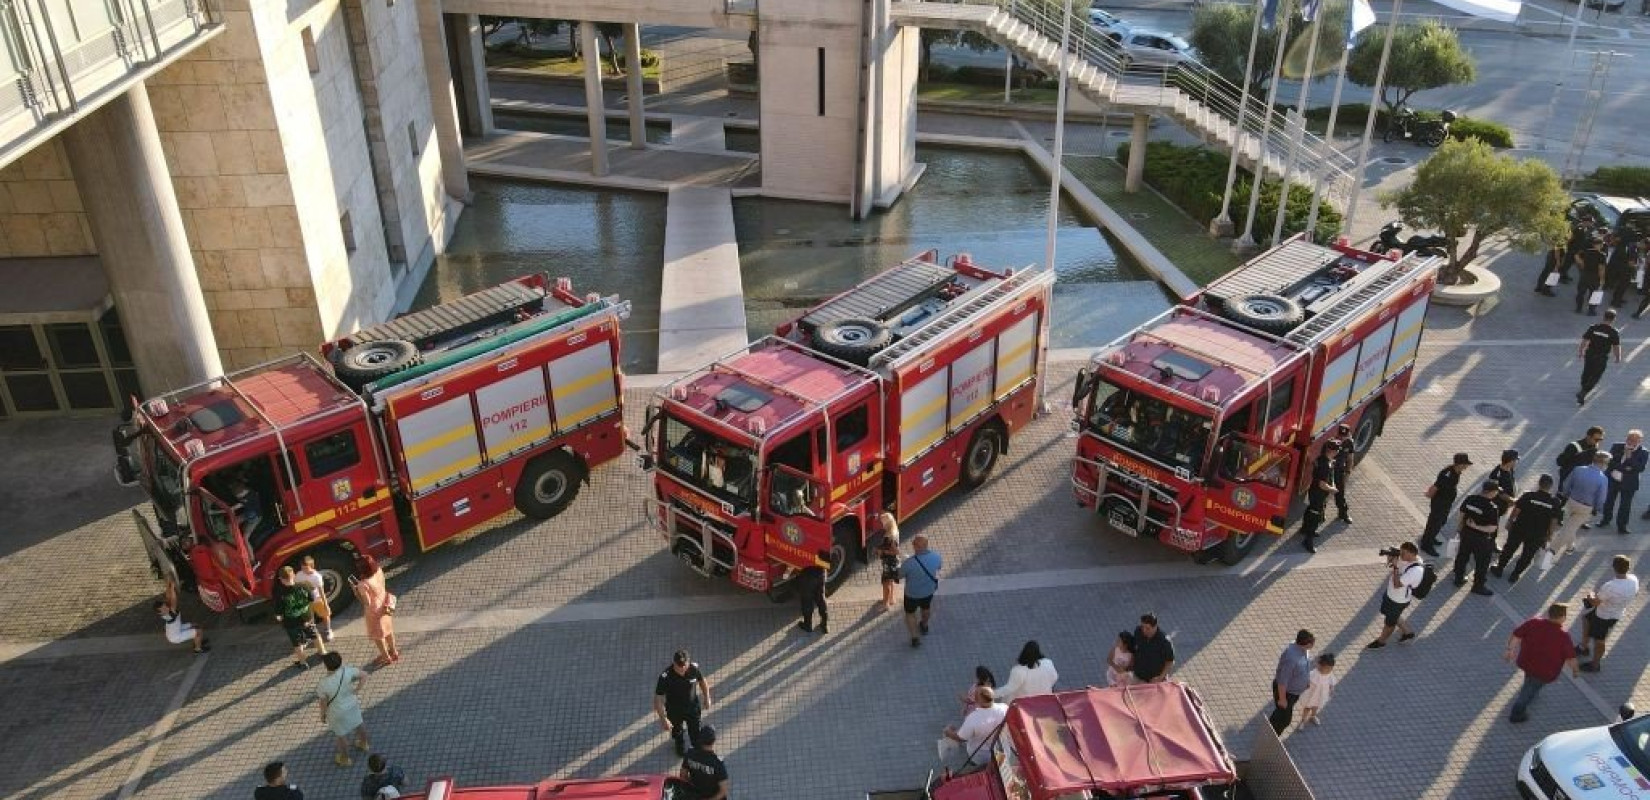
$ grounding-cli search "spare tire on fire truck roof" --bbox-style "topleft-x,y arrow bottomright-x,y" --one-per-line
334,338 -> 422,390
811,317 -> 893,366
1216,293 -> 1305,336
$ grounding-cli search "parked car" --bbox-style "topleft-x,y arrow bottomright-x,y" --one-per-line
1087,7 -> 1129,35
1517,706 -> 1648,800
1108,28 -> 1198,69
1568,193 -> 1650,241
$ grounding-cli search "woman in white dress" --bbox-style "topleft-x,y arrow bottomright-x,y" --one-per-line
997,640 -> 1058,703
1106,631 -> 1135,688
316,652 -> 371,765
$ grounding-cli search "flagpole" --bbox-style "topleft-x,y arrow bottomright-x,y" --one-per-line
1237,10 -> 1292,250
1045,0 -> 1075,274
1272,10 -> 1323,245
1212,0 -> 1268,238
1306,42 -> 1352,239
1342,0 -> 1402,238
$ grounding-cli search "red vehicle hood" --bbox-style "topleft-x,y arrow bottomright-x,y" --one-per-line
399,774 -> 671,800
1007,684 -> 1236,797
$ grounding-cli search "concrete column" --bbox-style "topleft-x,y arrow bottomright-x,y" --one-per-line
1124,113 -> 1149,193
580,21 -> 609,176
418,0 -> 470,199
625,23 -> 645,150
61,83 -> 223,395
452,14 -> 494,136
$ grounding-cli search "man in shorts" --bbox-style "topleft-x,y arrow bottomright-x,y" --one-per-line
273,566 -> 326,669
898,535 -> 942,648
1578,555 -> 1640,672
1368,542 -> 1424,648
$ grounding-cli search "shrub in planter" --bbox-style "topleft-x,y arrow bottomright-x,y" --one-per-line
1584,166 -> 1650,197
1447,118 -> 1513,148
617,49 -> 661,70
924,64 -> 954,82
1117,141 -> 1341,243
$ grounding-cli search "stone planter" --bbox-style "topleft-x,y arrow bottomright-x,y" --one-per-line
1431,263 -> 1501,307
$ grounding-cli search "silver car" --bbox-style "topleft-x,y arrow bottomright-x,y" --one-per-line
1110,28 -> 1198,70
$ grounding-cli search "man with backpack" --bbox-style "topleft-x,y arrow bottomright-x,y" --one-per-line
1367,541 -> 1430,649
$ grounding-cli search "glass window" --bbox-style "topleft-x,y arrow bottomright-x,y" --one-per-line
46,323 -> 101,369
0,326 -> 46,370
659,416 -> 758,505
1612,716 -> 1650,775
769,466 -> 822,518
305,430 -> 360,478
769,432 -> 813,472
834,405 -> 870,451
5,374 -> 57,412
113,369 -> 141,406
59,371 -> 112,409
100,308 -> 132,367
1087,379 -> 1212,476
1263,378 -> 1296,426
1219,437 -> 1290,488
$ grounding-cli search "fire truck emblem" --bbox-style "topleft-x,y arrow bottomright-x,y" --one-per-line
1231,487 -> 1257,511
781,521 -> 805,546
331,477 -> 352,503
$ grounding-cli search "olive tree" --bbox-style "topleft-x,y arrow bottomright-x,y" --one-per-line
1381,138 -> 1569,285
1347,20 -> 1475,115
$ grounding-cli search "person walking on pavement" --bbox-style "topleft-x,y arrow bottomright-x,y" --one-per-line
1536,244 -> 1566,296
678,723 -> 730,800
1492,474 -> 1563,585
795,550 -> 830,634
1488,449 -> 1519,518
1577,310 -> 1623,405
1420,454 -> 1472,557
997,640 -> 1058,703
1130,613 -> 1176,683
1453,481 -> 1502,596
1576,555 -> 1640,673
1298,441 -> 1339,553
1269,629 -> 1315,734
900,535 -> 942,648
274,566 -> 326,670
1602,431 -> 1646,535
1554,452 -> 1612,557
1559,427 -> 1605,487
654,649 -> 713,756
1368,542 -> 1424,648
1575,237 -> 1606,316
256,762 -> 304,800
1505,603 -> 1580,724
1331,424 -> 1354,524
1606,234 -> 1635,308
296,555 -> 334,643
315,652 -> 370,767
876,512 -> 901,610
350,555 -> 398,668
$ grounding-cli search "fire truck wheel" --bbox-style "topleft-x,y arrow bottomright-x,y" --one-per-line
290,548 -> 355,612
824,522 -> 861,589
1216,532 -> 1257,565
960,424 -> 1004,489
811,318 -> 892,366
334,339 -> 422,389
1218,293 -> 1304,336
515,451 -> 583,520
1351,402 -> 1385,459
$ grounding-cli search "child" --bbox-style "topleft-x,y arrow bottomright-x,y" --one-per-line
297,555 -> 334,642
155,583 -> 209,654
1105,631 -> 1135,688
959,665 -> 997,715
1296,652 -> 1337,727
876,512 -> 901,610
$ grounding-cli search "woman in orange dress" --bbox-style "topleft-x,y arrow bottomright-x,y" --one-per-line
350,555 -> 399,667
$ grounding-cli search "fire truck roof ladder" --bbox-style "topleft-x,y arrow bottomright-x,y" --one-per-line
1285,254 -> 1435,346
350,279 -> 556,350
1204,237 -> 1337,305
800,256 -> 959,331
871,269 -> 1055,371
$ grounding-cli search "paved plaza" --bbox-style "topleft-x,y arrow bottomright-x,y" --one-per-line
0,248 -> 1647,800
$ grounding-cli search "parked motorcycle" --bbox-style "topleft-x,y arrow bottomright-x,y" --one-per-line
1377,221 -> 1448,257
1383,107 -> 1456,147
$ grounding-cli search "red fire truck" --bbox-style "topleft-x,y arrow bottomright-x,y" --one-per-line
113,275 -> 629,613
1069,235 -> 1439,564
642,251 -> 1055,593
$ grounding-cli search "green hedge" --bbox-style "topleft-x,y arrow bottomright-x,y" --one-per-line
1116,141 -> 1342,243
617,49 -> 660,69
1301,103 -> 1514,148
1583,166 -> 1650,197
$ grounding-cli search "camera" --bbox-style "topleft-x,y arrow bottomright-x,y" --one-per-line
1378,547 -> 1402,559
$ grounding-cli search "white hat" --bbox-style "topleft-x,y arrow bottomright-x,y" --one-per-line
375,788 -> 401,799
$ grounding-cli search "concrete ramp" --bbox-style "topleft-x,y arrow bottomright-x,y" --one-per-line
659,186 -> 749,372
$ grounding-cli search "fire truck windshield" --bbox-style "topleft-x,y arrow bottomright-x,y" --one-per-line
659,415 -> 758,506
1087,379 -> 1213,476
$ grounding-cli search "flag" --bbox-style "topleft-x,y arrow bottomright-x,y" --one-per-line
1346,0 -> 1376,49
1262,0 -> 1281,30
1426,0 -> 1520,22
1301,0 -> 1323,22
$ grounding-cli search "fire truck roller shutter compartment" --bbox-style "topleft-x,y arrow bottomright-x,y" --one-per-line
1312,348 -> 1360,438
994,312 -> 1039,401
399,394 -> 484,495
548,340 -> 618,430
1348,317 -> 1398,412
474,367 -> 554,461
948,339 -> 996,431
1384,295 -> 1429,380
900,369 -> 950,464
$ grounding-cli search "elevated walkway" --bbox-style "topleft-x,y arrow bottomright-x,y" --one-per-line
466,129 -> 760,191
890,0 -> 1355,206
659,187 -> 748,372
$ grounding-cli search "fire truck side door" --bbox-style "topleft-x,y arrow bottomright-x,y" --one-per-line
765,463 -> 830,560
1208,433 -> 1293,536
828,402 -> 877,500
292,423 -> 381,522
194,488 -> 257,601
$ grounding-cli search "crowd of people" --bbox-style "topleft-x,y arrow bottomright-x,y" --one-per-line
1534,213 -> 1650,320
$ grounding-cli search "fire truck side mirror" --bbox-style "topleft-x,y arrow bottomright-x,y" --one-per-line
637,453 -> 655,472
1070,368 -> 1093,410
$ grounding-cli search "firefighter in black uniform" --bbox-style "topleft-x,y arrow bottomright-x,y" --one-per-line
1299,441 -> 1339,554
1420,453 -> 1473,557
1331,423 -> 1355,524
1577,310 -> 1623,406
795,550 -> 830,634
1453,481 -> 1502,596
1488,449 -> 1519,517
1491,474 -> 1562,585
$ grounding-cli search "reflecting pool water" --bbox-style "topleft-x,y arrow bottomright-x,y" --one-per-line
411,178 -> 664,373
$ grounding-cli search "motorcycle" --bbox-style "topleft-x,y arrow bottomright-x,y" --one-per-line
1383,107 -> 1456,148
1377,221 -> 1448,257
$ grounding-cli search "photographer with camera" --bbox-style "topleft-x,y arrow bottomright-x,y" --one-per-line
1367,542 -> 1424,649
1453,481 -> 1503,597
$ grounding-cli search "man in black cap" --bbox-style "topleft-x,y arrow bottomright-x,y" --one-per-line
1488,449 -> 1519,517
1298,440 -> 1339,553
653,649 -> 714,756
1420,453 -> 1473,557
1493,474 -> 1562,585
678,724 -> 729,800
1331,424 -> 1355,524
1454,481 -> 1502,596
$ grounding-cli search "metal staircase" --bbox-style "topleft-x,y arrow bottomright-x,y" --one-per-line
871,268 -> 1057,370
890,0 -> 1357,208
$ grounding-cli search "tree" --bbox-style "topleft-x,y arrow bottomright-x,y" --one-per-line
1347,20 -> 1475,115
917,0 -> 1003,83
1381,138 -> 1569,285
1187,1 -> 1290,97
